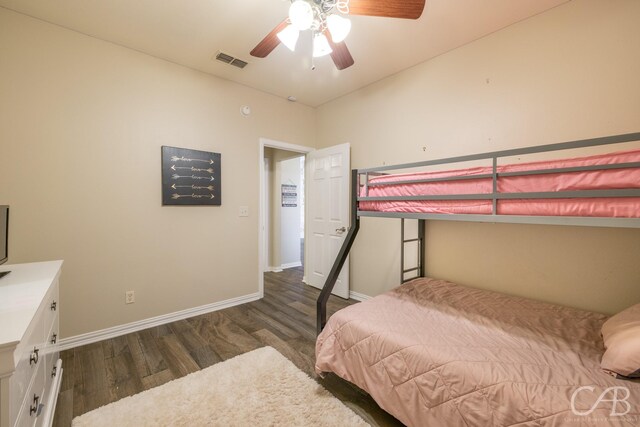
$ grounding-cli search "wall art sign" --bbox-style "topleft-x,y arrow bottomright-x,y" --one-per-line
161,146 -> 221,206
281,184 -> 297,207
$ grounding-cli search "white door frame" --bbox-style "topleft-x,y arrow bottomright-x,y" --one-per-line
263,157 -> 270,270
259,138 -> 314,298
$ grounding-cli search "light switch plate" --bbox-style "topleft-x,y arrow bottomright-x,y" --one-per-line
239,206 -> 249,217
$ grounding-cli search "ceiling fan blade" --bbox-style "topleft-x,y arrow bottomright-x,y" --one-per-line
346,0 -> 426,19
325,32 -> 354,70
250,19 -> 289,58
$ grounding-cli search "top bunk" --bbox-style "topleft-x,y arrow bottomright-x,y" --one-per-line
356,132 -> 640,228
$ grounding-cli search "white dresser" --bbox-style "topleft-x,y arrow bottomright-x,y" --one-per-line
0,261 -> 63,427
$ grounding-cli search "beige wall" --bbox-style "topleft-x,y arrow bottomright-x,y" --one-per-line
0,8 -> 315,337
316,0 -> 640,314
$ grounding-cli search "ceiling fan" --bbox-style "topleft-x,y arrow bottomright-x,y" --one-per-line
250,0 -> 426,71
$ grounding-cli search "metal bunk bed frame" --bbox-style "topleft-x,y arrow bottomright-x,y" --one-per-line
317,132 -> 640,334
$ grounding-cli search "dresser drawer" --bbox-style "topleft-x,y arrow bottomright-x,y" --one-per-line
44,317 -> 59,354
14,353 -> 46,427
42,353 -> 60,411
9,312 -> 46,424
43,280 -> 59,344
40,357 -> 62,427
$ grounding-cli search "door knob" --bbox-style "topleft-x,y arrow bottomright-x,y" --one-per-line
335,227 -> 346,234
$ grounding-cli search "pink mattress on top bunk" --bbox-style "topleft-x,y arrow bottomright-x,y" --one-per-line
359,149 -> 640,217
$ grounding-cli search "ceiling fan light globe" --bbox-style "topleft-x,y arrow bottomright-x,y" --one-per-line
312,33 -> 332,58
289,1 -> 314,31
326,14 -> 351,43
277,25 -> 300,51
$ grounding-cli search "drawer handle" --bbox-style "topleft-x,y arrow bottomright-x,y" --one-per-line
51,300 -> 57,311
29,394 -> 40,416
51,333 -> 58,344
30,347 -> 39,365
52,365 -> 57,378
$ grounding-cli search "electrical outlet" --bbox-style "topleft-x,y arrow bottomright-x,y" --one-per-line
239,206 -> 249,217
125,290 -> 135,304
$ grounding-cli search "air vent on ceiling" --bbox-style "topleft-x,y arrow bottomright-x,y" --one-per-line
215,51 -> 248,69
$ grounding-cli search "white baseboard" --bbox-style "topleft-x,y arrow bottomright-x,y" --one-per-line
265,262 -> 301,272
280,261 -> 302,269
298,280 -> 368,301
56,292 -> 261,351
349,291 -> 371,302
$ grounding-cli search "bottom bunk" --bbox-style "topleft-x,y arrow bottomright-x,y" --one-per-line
315,277 -> 640,426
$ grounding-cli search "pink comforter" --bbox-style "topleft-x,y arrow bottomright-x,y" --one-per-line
316,278 -> 640,426
360,149 -> 640,217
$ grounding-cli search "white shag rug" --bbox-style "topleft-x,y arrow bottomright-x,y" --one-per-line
72,346 -> 368,427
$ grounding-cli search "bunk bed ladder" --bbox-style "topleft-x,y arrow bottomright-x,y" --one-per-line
317,169 -> 360,334
401,219 -> 426,283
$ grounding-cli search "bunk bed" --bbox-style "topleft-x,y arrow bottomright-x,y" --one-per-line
314,132 -> 640,427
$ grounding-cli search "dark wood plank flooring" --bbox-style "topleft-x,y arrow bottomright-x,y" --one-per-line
53,267 -> 403,426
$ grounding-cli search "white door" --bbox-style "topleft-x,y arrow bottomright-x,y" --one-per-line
305,143 -> 350,299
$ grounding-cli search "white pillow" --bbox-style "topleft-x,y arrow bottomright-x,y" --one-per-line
601,303 -> 640,378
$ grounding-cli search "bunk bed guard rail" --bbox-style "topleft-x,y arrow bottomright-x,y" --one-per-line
317,132 -> 640,334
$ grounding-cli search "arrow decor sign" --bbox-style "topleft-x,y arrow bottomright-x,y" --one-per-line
161,146 -> 221,206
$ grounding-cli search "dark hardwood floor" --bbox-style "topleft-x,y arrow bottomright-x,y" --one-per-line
53,266 -> 403,426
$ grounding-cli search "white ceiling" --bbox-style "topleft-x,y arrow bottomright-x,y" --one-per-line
0,0 -> 569,107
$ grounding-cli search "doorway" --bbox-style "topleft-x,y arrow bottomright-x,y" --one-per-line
258,139 -> 351,300
258,139 -> 313,298
265,150 -> 305,271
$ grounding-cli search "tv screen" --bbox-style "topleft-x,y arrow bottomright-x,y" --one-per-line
0,206 -> 8,265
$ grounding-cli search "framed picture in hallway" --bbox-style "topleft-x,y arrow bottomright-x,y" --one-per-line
161,146 -> 222,206
281,184 -> 298,207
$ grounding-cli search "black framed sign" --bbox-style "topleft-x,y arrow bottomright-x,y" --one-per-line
161,146 -> 221,206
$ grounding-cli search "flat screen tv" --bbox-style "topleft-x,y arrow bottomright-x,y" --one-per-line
0,206 -> 8,266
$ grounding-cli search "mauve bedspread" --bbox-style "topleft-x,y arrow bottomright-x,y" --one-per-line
315,278 -> 640,426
